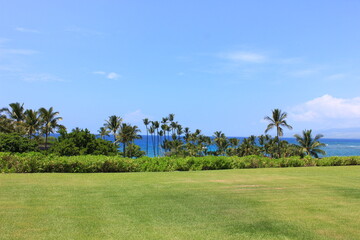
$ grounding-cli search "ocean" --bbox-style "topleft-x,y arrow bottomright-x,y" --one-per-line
101,135 -> 360,157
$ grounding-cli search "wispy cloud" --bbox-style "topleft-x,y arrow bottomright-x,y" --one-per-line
15,27 -> 40,33
220,51 -> 267,63
93,71 -> 106,75
289,68 -> 319,77
22,73 -> 63,82
290,94 -> 360,128
0,38 -> 10,45
93,71 -> 121,80
325,73 -> 346,81
66,26 -> 103,36
0,48 -> 38,55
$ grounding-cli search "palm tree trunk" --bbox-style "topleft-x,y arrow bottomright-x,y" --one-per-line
45,132 -> 48,150
277,129 -> 280,158
146,128 -> 149,156
152,133 -> 156,157
123,143 -> 126,157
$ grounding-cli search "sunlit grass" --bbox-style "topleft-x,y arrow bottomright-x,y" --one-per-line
0,166 -> 359,239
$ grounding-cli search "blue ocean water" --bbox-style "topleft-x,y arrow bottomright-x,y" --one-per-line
101,135 -> 360,157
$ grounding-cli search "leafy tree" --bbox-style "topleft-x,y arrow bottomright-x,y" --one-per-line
264,109 -> 293,158
0,114 -> 14,133
50,128 -> 118,156
124,143 -> 145,158
39,107 -> 63,149
104,115 -> 122,142
294,130 -> 326,158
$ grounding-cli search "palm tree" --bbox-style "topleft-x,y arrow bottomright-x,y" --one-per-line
98,126 -> 110,140
117,123 -> 142,157
294,130 -> 326,158
104,115 -> 122,143
152,121 -> 160,156
1,102 -> 25,122
213,131 -> 229,155
149,126 -> 156,156
24,109 -> 41,138
39,107 -> 63,149
264,109 -> 293,157
143,118 -> 150,156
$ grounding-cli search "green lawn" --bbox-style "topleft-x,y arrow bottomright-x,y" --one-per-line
0,166 -> 359,240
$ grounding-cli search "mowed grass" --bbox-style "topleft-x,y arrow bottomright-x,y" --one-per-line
0,167 -> 359,240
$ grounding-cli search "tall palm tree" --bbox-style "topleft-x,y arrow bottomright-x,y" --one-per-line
24,109 -> 41,138
264,109 -> 293,157
143,118 -> 150,156
152,121 -> 160,156
39,107 -> 63,149
294,130 -> 326,158
149,126 -> 156,156
161,123 -> 168,151
98,126 -> 110,140
104,115 -> 122,143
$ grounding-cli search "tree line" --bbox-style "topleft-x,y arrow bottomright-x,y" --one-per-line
0,102 -> 326,158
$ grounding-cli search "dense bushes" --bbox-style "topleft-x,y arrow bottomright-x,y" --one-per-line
1,153 -> 360,173
0,133 -> 38,153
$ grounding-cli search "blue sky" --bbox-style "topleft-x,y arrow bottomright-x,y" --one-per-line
1,0 -> 360,138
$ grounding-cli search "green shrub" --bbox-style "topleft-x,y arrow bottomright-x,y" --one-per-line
0,133 -> 38,153
1,154 -> 360,173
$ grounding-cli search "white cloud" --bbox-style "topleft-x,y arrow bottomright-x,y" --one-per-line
107,72 -> 120,79
123,110 -> 150,125
290,95 -> 360,128
93,71 -> 120,80
221,51 -> 267,63
15,27 -> 40,33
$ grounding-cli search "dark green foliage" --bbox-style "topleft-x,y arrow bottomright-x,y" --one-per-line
123,143 -> 145,158
49,128 -> 118,156
1,153 -> 360,173
0,133 -> 38,153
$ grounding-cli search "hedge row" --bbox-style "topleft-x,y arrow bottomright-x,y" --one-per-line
1,152 -> 360,173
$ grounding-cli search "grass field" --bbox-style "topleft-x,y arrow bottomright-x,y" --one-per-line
0,166 -> 359,240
